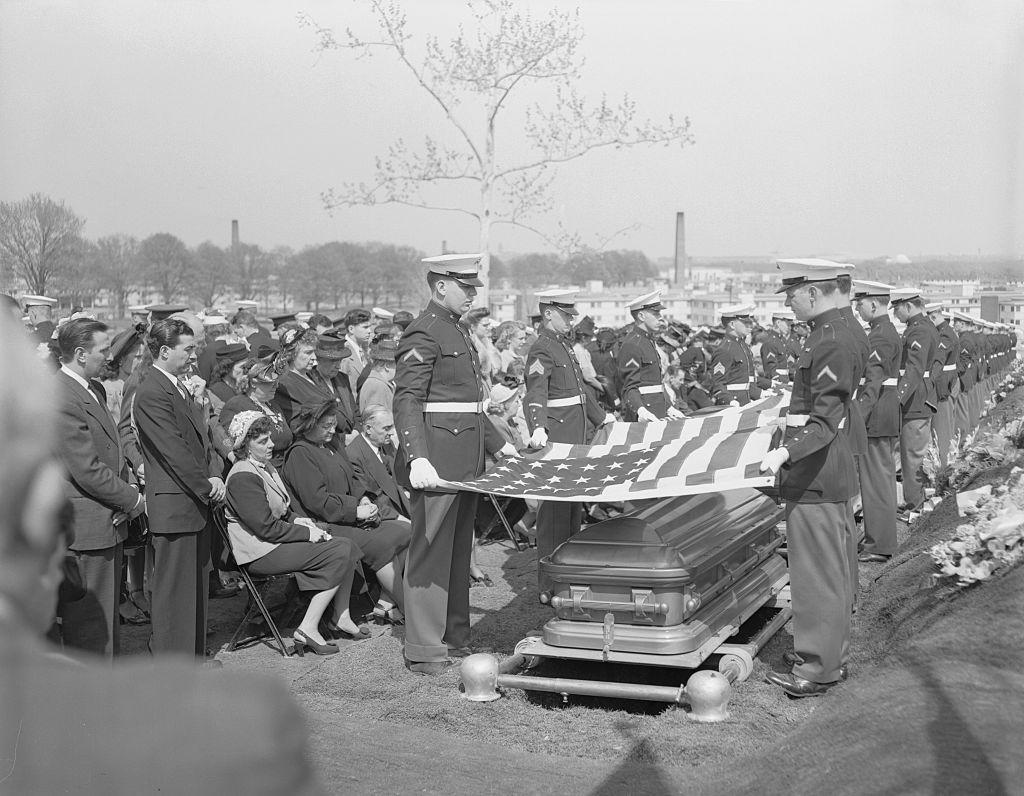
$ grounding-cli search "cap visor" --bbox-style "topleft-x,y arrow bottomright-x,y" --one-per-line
455,276 -> 484,288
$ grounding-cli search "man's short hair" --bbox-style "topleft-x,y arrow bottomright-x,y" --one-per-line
308,313 -> 332,329
146,318 -> 194,358
343,308 -> 372,329
55,319 -> 109,363
232,310 -> 258,327
361,403 -> 391,427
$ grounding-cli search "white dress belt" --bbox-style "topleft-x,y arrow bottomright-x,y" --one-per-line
725,383 -> 751,391
637,385 -> 664,395
942,364 -> 957,372
786,413 -> 847,429
423,401 -> 486,413
547,395 -> 584,408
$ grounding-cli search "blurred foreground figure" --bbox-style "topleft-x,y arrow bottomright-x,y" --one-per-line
0,314 -> 322,796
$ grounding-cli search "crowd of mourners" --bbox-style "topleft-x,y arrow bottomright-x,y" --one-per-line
4,284 -> 1018,667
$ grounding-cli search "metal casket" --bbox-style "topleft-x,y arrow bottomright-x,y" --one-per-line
538,489 -> 787,657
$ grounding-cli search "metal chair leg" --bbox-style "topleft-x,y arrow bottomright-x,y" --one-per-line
488,493 -> 524,552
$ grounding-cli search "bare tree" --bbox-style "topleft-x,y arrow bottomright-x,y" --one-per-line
300,0 -> 692,303
192,241 -> 229,308
92,234 -> 140,318
139,233 -> 193,304
0,193 -> 85,295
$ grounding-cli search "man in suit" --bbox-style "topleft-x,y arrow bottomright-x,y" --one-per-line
53,320 -> 146,659
133,318 -> 226,659
348,404 -> 411,520
0,313 -> 323,795
339,307 -> 373,394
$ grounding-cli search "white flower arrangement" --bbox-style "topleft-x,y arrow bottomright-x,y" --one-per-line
929,482 -> 1024,588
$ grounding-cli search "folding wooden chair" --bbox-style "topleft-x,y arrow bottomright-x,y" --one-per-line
211,507 -> 297,657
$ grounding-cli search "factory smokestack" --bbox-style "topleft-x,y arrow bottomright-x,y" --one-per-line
673,212 -> 687,285
231,219 -> 239,251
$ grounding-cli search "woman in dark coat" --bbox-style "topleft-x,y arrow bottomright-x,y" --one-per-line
224,412 -> 366,655
220,361 -> 293,468
282,400 -> 411,619
273,328 -> 333,431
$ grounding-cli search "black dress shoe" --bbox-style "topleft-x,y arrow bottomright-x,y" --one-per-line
404,658 -> 458,676
781,652 -> 848,681
858,552 -> 891,563
765,670 -> 838,697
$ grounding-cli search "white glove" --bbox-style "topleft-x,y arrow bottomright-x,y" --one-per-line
409,457 -> 440,490
666,406 -> 685,420
529,427 -> 548,448
637,407 -> 659,423
759,447 -> 790,474
601,413 -> 616,426
498,442 -> 521,458
729,400 -> 741,407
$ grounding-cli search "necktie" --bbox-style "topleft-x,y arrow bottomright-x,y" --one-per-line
380,447 -> 393,476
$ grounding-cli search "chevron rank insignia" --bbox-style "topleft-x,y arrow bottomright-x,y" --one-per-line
940,342 -> 948,349
713,362 -> 726,375
816,365 -> 838,383
870,350 -> 882,362
402,347 -> 424,363
529,359 -> 545,376
911,340 -> 922,350
626,358 -> 639,368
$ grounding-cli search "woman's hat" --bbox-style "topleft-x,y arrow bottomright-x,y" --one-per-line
369,337 -> 399,362
227,410 -> 265,450
315,332 -> 351,360
213,341 -> 249,364
489,383 -> 517,405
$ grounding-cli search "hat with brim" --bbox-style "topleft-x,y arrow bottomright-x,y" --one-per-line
536,288 -> 581,317
213,342 -> 250,365
771,310 -> 796,322
924,301 -> 944,313
108,328 -> 144,368
393,310 -> 414,329
889,288 -> 921,307
147,304 -> 190,322
270,313 -> 297,330
369,337 -> 399,362
295,311 -> 314,326
22,294 -> 58,309
720,303 -> 756,322
127,305 -> 151,316
775,258 -> 855,293
626,289 -> 663,313
236,300 -> 259,311
853,280 -> 895,300
315,333 -> 352,361
489,383 -> 517,405
574,316 -> 596,336
423,253 -> 485,287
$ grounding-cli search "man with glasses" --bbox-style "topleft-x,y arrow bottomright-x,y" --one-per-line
393,254 -> 518,675
617,290 -> 684,421
524,290 -> 614,592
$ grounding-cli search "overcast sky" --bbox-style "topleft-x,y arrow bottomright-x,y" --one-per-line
2,0 -> 1022,262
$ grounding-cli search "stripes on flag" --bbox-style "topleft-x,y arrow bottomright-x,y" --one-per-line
439,392 -> 790,501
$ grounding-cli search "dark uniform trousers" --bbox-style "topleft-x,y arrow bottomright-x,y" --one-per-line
402,490 -> 479,662
525,327 -> 606,593
860,437 -> 898,556
150,526 -> 211,657
61,544 -> 124,658
787,501 -> 853,684
933,385 -> 956,467
900,419 -> 931,509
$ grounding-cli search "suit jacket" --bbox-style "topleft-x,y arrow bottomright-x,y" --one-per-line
0,629 -> 322,795
347,433 -> 410,518
55,371 -> 140,551
133,368 -> 217,535
358,371 -> 395,416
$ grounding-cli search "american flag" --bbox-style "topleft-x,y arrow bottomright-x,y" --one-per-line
440,392 -> 790,501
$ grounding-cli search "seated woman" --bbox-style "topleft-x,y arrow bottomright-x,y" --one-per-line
273,328 -> 334,431
224,411 -> 368,655
221,361 -> 293,468
282,400 -> 410,622
207,342 -> 250,420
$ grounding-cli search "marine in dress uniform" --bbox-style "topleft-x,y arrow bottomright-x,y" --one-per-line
852,281 -> 902,562
393,254 -> 514,675
708,303 -> 762,405
761,310 -> 794,384
23,294 -> 58,344
616,290 -> 683,421
926,303 -> 960,468
953,312 -> 981,435
524,290 -> 613,592
761,260 -> 858,697
891,289 -> 940,512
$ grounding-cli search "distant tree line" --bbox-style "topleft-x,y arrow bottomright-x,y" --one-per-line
0,194 -> 661,318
